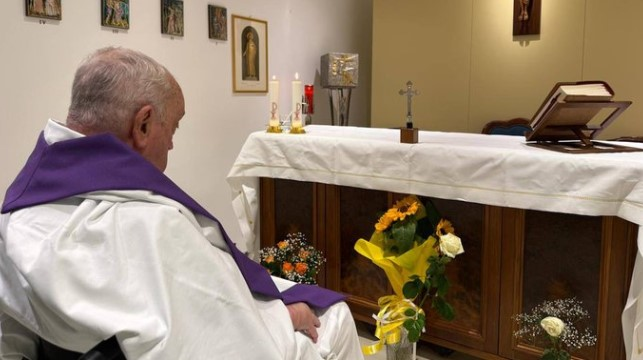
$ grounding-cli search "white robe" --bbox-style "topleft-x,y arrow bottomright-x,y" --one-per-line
0,120 -> 363,360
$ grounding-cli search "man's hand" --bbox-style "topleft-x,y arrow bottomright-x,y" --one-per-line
286,302 -> 321,343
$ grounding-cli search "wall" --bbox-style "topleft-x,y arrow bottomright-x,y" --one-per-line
0,0 -> 372,252
371,0 -> 643,140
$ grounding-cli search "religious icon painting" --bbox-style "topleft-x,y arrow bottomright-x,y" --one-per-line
26,0 -> 62,20
208,5 -> 227,41
231,15 -> 268,93
513,0 -> 541,36
101,0 -> 130,30
161,0 -> 184,37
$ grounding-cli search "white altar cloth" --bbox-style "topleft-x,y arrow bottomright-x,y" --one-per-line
226,125 -> 643,359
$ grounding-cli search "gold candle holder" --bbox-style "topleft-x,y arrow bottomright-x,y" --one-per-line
289,104 -> 306,134
267,124 -> 283,133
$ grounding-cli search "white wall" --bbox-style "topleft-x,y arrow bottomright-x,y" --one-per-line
0,0 -> 372,250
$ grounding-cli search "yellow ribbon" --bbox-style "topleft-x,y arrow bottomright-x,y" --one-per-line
361,295 -> 425,355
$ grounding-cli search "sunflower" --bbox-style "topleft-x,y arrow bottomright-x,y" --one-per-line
436,219 -> 454,236
393,196 -> 419,220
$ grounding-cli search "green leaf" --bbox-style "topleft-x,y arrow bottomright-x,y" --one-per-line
436,274 -> 450,297
541,349 -> 558,360
424,198 -> 443,230
403,278 -> 423,299
560,350 -> 571,360
403,318 -> 424,343
391,220 -> 417,253
433,296 -> 455,321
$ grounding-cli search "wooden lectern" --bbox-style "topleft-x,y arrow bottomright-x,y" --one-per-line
525,81 -> 639,153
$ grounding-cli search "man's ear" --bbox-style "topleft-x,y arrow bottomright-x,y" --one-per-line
131,105 -> 154,150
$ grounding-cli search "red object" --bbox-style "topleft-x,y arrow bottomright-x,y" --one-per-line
304,85 -> 314,114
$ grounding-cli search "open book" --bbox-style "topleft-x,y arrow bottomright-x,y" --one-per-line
528,81 -> 613,131
525,81 -> 638,153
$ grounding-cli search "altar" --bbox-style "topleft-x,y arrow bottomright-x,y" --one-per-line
226,125 -> 643,360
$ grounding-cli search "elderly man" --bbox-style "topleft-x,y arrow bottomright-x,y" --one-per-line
0,47 -> 364,359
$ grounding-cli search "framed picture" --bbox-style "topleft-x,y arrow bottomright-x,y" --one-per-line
161,0 -> 184,36
26,0 -> 62,20
231,15 -> 268,93
208,5 -> 227,41
513,0 -> 541,36
101,0 -> 129,29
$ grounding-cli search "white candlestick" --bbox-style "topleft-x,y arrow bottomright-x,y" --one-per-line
291,72 -> 302,127
269,75 -> 279,127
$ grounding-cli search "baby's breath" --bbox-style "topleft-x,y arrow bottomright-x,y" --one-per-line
513,297 -> 597,356
259,232 -> 326,285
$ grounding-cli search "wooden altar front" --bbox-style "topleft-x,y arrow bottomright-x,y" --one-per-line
227,125 -> 643,360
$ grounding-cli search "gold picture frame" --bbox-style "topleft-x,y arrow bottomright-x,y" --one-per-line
231,15 -> 268,93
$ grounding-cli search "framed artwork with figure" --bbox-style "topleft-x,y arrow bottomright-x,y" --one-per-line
26,0 -> 62,20
161,0 -> 184,36
513,0 -> 541,36
208,5 -> 227,41
101,0 -> 129,29
231,15 -> 268,93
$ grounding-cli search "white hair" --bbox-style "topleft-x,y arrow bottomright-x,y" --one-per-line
66,46 -> 175,136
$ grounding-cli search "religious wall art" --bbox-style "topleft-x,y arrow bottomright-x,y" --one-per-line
26,0 -> 62,20
101,0 -> 129,29
232,15 -> 268,93
208,5 -> 227,41
513,0 -> 541,36
161,0 -> 184,37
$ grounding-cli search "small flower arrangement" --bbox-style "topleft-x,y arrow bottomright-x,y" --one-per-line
259,232 -> 326,285
355,195 -> 464,354
513,297 -> 597,360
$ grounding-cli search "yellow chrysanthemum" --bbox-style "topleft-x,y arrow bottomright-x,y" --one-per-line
436,219 -> 454,236
277,241 -> 289,249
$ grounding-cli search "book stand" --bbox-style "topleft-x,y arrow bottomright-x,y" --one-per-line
525,82 -> 640,153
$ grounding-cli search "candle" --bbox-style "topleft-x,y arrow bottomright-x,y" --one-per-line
269,76 -> 279,127
304,85 -> 314,114
291,72 -> 302,127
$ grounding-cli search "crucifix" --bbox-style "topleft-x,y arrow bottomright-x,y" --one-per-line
399,81 -> 419,129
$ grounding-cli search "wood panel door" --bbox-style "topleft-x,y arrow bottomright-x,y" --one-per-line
498,209 -> 638,360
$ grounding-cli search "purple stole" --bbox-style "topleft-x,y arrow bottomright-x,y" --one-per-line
2,133 -> 344,308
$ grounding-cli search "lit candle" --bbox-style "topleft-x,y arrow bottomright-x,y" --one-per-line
269,75 -> 279,127
291,73 -> 303,127
304,85 -> 314,114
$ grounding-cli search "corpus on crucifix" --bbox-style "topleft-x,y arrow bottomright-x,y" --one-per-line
398,80 -> 419,144
399,80 -> 419,129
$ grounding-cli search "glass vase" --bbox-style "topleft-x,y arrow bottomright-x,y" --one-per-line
385,329 -> 416,360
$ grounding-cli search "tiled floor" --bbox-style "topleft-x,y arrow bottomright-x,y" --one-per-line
357,323 -> 479,360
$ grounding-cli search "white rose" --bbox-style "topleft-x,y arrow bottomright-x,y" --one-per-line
540,316 -> 565,338
439,233 -> 464,258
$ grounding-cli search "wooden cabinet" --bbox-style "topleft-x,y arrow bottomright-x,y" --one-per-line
259,178 -> 637,360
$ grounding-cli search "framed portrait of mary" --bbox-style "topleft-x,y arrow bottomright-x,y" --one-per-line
231,15 -> 268,93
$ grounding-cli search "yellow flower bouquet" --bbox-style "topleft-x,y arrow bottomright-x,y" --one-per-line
354,195 -> 464,354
